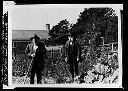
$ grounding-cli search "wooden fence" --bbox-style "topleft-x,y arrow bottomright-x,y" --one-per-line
46,46 -> 63,58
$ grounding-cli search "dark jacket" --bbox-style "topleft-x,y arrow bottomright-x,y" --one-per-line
25,42 -> 47,68
64,40 -> 81,63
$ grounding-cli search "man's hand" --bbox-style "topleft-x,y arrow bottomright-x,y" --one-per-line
31,53 -> 35,58
65,57 -> 67,62
77,57 -> 79,62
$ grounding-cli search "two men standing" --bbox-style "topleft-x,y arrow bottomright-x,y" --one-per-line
25,34 -> 47,84
25,33 -> 81,84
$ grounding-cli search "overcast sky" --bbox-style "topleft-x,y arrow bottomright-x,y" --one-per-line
11,4 -> 122,30
11,4 -> 86,30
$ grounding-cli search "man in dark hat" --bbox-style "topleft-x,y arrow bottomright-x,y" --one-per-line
25,34 -> 47,84
64,33 -> 81,82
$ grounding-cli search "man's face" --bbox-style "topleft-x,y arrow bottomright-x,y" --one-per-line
68,36 -> 73,42
32,38 -> 36,44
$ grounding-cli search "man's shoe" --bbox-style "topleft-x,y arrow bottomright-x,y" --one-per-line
74,76 -> 79,83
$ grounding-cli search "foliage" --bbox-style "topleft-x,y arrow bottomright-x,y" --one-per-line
71,8 -> 118,82
78,45 -> 118,84
43,58 -> 72,83
12,45 -> 118,84
12,50 -> 72,84
71,8 -> 118,46
47,19 -> 71,45
49,19 -> 70,37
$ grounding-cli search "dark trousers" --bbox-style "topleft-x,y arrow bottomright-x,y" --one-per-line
68,57 -> 78,79
30,61 -> 42,84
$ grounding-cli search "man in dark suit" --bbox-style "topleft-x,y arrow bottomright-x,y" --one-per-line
65,34 -> 81,82
25,34 -> 47,84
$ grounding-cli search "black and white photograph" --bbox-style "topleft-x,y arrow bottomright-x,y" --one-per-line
3,2 -> 123,89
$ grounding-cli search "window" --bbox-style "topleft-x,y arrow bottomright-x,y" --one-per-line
12,42 -> 16,48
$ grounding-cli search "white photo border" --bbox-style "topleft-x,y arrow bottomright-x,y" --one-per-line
6,4 -> 123,89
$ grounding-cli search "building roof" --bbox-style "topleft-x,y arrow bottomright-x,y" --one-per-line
12,30 -> 49,40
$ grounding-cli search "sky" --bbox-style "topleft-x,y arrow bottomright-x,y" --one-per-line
11,4 -> 85,30
11,4 -> 122,30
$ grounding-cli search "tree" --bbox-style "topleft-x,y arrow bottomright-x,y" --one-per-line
70,8 -> 118,73
49,19 -> 70,38
71,8 -> 118,46
48,19 -> 71,45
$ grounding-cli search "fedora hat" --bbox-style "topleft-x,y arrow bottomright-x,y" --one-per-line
30,34 -> 40,41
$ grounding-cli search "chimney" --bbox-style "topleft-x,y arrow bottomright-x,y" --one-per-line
46,24 -> 50,31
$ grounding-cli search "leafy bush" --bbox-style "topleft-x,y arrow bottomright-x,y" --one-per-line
78,45 -> 118,84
